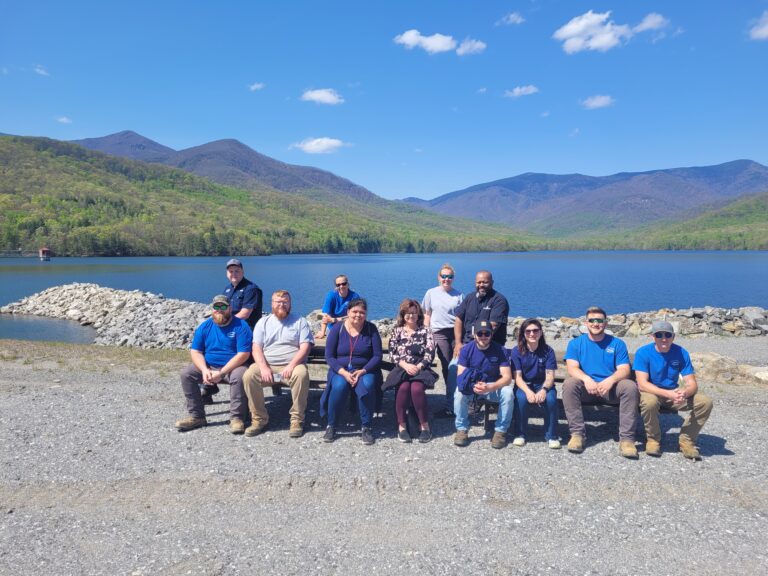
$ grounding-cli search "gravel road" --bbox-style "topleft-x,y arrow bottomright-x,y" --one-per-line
1,339 -> 767,576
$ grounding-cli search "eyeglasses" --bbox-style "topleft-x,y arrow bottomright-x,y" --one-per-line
524,329 -> 541,335
404,312 -> 418,317
272,300 -> 290,306
654,332 -> 673,339
212,304 -> 229,311
476,331 -> 492,338
587,318 -> 606,325
336,281 -> 348,287
440,274 -> 454,279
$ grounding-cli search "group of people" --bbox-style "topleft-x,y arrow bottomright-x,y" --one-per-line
174,260 -> 714,460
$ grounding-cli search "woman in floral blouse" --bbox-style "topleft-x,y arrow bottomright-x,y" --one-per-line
384,299 -> 438,443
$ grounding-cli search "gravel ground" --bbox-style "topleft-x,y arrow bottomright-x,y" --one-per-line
1,339 -> 767,576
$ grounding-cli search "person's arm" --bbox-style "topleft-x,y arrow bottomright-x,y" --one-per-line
477,365 -> 512,393
324,323 -> 346,374
453,317 -> 464,357
215,351 -> 250,380
190,349 -> 214,383
252,343 -> 273,384
566,359 -> 598,394
488,295 -> 509,333
388,328 -> 403,364
421,329 -> 436,367
361,324 -> 383,373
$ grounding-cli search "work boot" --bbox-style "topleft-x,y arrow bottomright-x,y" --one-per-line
454,430 -> 469,447
323,426 -> 336,443
645,438 -> 662,457
567,435 -> 584,453
619,440 -> 639,459
679,439 -> 702,461
244,421 -> 267,437
175,416 -> 206,432
491,431 -> 508,449
288,421 -> 304,438
361,426 -> 375,445
229,417 -> 245,435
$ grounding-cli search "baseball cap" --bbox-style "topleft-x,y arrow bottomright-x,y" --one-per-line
211,294 -> 230,306
650,320 -> 674,334
225,258 -> 243,268
472,319 -> 492,334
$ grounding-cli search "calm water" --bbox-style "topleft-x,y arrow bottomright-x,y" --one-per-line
1,252 -> 767,342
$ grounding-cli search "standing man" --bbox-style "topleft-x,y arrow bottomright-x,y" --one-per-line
314,274 -> 360,339
422,263 -> 464,417
562,306 -> 640,459
634,321 -> 714,460
242,290 -> 314,438
223,258 -> 263,330
175,295 -> 252,434
453,270 -> 509,356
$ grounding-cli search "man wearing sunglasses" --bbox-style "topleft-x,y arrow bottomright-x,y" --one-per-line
563,306 -> 639,458
314,274 -> 361,339
175,295 -> 253,434
633,321 -> 713,460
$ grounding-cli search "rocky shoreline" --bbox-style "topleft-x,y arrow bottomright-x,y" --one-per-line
3,283 -> 768,350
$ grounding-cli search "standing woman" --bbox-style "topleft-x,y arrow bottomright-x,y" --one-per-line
509,318 -> 560,449
321,298 -> 382,445
422,263 -> 464,417
384,299 -> 438,443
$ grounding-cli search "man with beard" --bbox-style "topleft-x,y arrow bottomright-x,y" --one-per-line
242,290 -> 314,438
175,295 -> 253,434
453,270 -> 510,353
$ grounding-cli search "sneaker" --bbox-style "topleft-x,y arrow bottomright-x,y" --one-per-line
418,429 -> 432,444
491,431 -> 508,449
547,439 -> 562,450
567,435 -> 585,453
244,421 -> 267,437
361,426 -> 375,445
288,421 -> 304,438
323,426 -> 336,443
619,440 -> 639,459
454,430 -> 469,447
398,429 -> 412,443
512,436 -> 526,447
645,439 -> 662,457
175,415 -> 206,432
229,417 -> 245,435
679,439 -> 701,461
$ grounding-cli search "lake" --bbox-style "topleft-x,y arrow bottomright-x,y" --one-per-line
2,251 -> 767,342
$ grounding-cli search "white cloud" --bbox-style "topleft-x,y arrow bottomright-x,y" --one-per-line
581,94 -> 615,109
56,116 -> 72,124
291,137 -> 347,154
300,88 -> 344,105
497,12 -> 525,26
476,87 -> 487,94
248,82 -> 265,91
456,38 -> 486,56
394,29 -> 457,54
634,13 -> 669,33
505,85 -> 539,98
553,10 -> 670,53
749,10 -> 768,40
34,64 -> 49,76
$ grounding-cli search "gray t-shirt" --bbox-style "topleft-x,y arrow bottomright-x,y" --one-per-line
253,313 -> 314,366
422,286 -> 464,331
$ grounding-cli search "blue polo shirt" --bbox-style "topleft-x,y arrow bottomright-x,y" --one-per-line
321,289 -> 361,318
458,341 -> 510,381
190,317 -> 252,368
223,277 -> 262,329
633,342 -> 694,390
455,289 -> 510,346
564,334 -> 630,383
509,345 -> 557,385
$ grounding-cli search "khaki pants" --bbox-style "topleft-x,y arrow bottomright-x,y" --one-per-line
243,364 -> 309,426
639,391 -> 713,444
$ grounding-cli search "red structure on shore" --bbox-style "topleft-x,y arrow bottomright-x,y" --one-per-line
38,247 -> 51,261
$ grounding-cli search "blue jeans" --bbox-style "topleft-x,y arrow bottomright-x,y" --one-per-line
454,386 -> 513,433
513,385 -> 559,441
445,358 -> 458,409
327,373 -> 376,427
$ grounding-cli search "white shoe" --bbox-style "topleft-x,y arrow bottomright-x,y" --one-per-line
512,436 -> 526,447
548,439 -> 561,449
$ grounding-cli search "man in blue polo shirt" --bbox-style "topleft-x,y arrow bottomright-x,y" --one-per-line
563,306 -> 639,458
633,320 -> 713,460
222,259 -> 263,330
175,295 -> 253,434
314,274 -> 361,339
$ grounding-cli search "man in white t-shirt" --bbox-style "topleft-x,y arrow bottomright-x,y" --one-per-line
242,290 -> 314,438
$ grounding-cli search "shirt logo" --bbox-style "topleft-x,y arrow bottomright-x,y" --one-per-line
227,331 -> 236,338
671,360 -> 681,368
606,347 -> 615,354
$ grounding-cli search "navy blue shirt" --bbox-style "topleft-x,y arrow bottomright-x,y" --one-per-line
458,341 -> 510,382
223,277 -> 262,329
509,345 -> 557,385
455,289 -> 510,346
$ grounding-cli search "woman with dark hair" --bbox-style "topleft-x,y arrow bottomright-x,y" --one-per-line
509,318 -> 560,449
384,299 -> 437,443
321,298 -> 382,445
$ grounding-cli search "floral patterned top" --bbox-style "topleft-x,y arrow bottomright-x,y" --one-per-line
388,325 -> 436,368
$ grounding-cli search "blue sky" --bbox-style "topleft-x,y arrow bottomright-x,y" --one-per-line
2,1 -> 768,200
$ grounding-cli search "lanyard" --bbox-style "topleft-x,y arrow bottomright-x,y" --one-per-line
347,326 -> 360,369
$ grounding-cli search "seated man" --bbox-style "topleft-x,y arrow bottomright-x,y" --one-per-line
453,319 -> 513,449
242,290 -> 314,438
314,274 -> 360,339
175,295 -> 252,434
563,306 -> 640,459
634,320 -> 714,460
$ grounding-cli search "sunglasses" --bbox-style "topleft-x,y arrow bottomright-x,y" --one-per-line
440,274 -> 454,279
212,304 -> 229,311
654,332 -> 673,339
476,331 -> 492,338
524,329 -> 541,335
336,281 -> 348,287
587,318 -> 607,325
